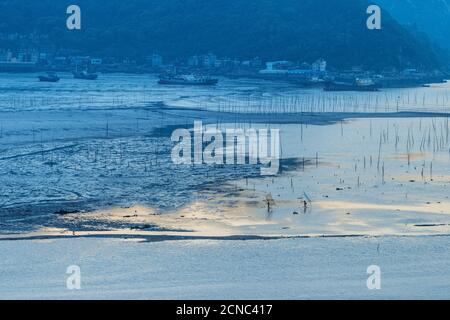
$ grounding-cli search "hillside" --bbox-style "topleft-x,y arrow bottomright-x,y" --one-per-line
376,0 -> 450,52
0,0 -> 445,70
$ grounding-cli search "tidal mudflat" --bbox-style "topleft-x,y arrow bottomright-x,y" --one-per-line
1,73 -> 450,299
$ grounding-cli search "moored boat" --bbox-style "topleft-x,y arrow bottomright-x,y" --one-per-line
324,78 -> 380,92
38,72 -> 60,82
73,70 -> 98,80
158,74 -> 218,86
295,76 -> 326,88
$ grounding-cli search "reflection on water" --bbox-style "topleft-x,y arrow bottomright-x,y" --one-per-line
220,118 -> 450,236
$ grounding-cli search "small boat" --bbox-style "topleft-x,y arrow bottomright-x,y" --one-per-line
73,70 -> 98,80
324,78 -> 380,92
158,74 -> 218,86
38,72 -> 60,82
295,76 -> 326,88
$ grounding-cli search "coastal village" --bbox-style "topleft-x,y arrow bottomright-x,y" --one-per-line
0,45 -> 447,88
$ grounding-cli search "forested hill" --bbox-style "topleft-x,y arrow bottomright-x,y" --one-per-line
0,0 -> 445,70
375,0 -> 450,52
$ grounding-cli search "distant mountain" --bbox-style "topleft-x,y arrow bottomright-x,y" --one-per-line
0,0 -> 445,70
376,0 -> 450,52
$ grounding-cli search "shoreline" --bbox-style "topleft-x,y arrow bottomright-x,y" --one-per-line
0,71 -> 446,90
3,230 -> 450,243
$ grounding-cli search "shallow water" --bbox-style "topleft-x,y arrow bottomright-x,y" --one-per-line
1,236 -> 450,299
0,73 -> 449,113
1,73 -> 450,235
225,117 -> 450,236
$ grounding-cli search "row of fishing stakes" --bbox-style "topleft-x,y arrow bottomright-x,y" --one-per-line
2,86 -> 450,114
214,90 -> 450,114
281,117 -> 450,197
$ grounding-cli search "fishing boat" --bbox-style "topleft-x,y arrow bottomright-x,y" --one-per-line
324,78 -> 379,92
295,76 -> 326,88
38,72 -> 60,82
73,70 -> 98,80
158,74 -> 218,86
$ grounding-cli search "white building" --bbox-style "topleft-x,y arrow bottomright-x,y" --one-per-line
312,59 -> 327,73
259,61 -> 291,74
